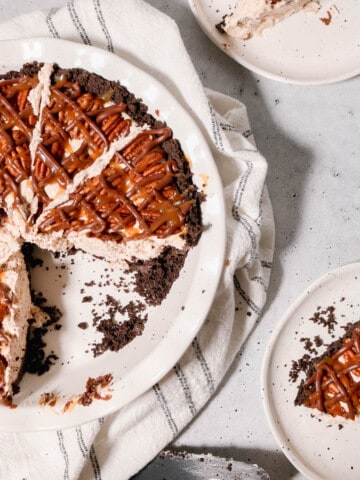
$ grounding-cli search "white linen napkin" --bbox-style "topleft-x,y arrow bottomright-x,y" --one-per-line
0,1 -> 275,479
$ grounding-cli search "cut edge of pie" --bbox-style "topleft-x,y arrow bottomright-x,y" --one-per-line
216,0 -> 320,40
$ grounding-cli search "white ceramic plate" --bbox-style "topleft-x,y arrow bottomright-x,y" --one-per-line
0,38 -> 226,431
262,262 -> 360,480
189,0 -> 360,85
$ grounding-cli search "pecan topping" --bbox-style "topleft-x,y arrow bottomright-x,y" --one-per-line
0,67 -> 197,242
301,326 -> 360,420
39,126 -> 193,240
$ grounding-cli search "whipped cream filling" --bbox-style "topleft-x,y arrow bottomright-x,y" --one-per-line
68,231 -> 185,269
223,0 -> 320,39
0,227 -> 22,264
29,63 -> 53,161
0,252 -> 47,396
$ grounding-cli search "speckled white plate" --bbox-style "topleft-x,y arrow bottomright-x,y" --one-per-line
189,0 -> 360,85
262,262 -> 360,480
0,38 -> 226,431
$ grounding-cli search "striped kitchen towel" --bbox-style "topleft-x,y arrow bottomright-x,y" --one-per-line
0,0 -> 274,479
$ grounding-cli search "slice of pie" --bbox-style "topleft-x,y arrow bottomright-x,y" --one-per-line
216,0 -> 320,40
0,62 -> 202,404
0,246 -> 48,404
295,322 -> 360,420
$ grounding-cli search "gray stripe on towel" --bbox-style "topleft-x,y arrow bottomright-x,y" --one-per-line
90,444 -> 102,480
208,101 -> 224,153
191,337 -> 215,394
233,274 -> 261,315
93,0 -> 114,52
232,159 -> 253,221
67,0 -> 92,45
56,430 -> 70,480
46,8 -> 60,38
76,426 -> 102,479
174,363 -> 197,417
153,383 -> 178,436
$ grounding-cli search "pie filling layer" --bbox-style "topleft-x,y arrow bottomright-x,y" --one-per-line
216,0 -> 320,40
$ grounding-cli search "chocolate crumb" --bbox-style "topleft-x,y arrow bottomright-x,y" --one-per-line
82,296 -> 93,303
21,243 -> 43,268
24,291 -> 62,376
78,322 -> 89,330
127,247 -> 186,306
92,300 -> 147,356
300,337 -> 318,355
25,323 -> 59,376
309,305 -> 337,333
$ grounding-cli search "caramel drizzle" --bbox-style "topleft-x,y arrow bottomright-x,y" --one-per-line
0,76 -> 131,207
0,90 -> 71,199
0,78 -> 37,207
32,84 -> 130,203
39,127 -> 193,240
0,282 -> 10,323
0,73 -> 193,241
303,328 -> 360,419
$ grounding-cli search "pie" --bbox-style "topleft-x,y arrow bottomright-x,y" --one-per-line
0,62 -> 202,404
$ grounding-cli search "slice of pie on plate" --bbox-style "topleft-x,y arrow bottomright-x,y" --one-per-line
296,322 -> 360,420
217,0 -> 321,40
